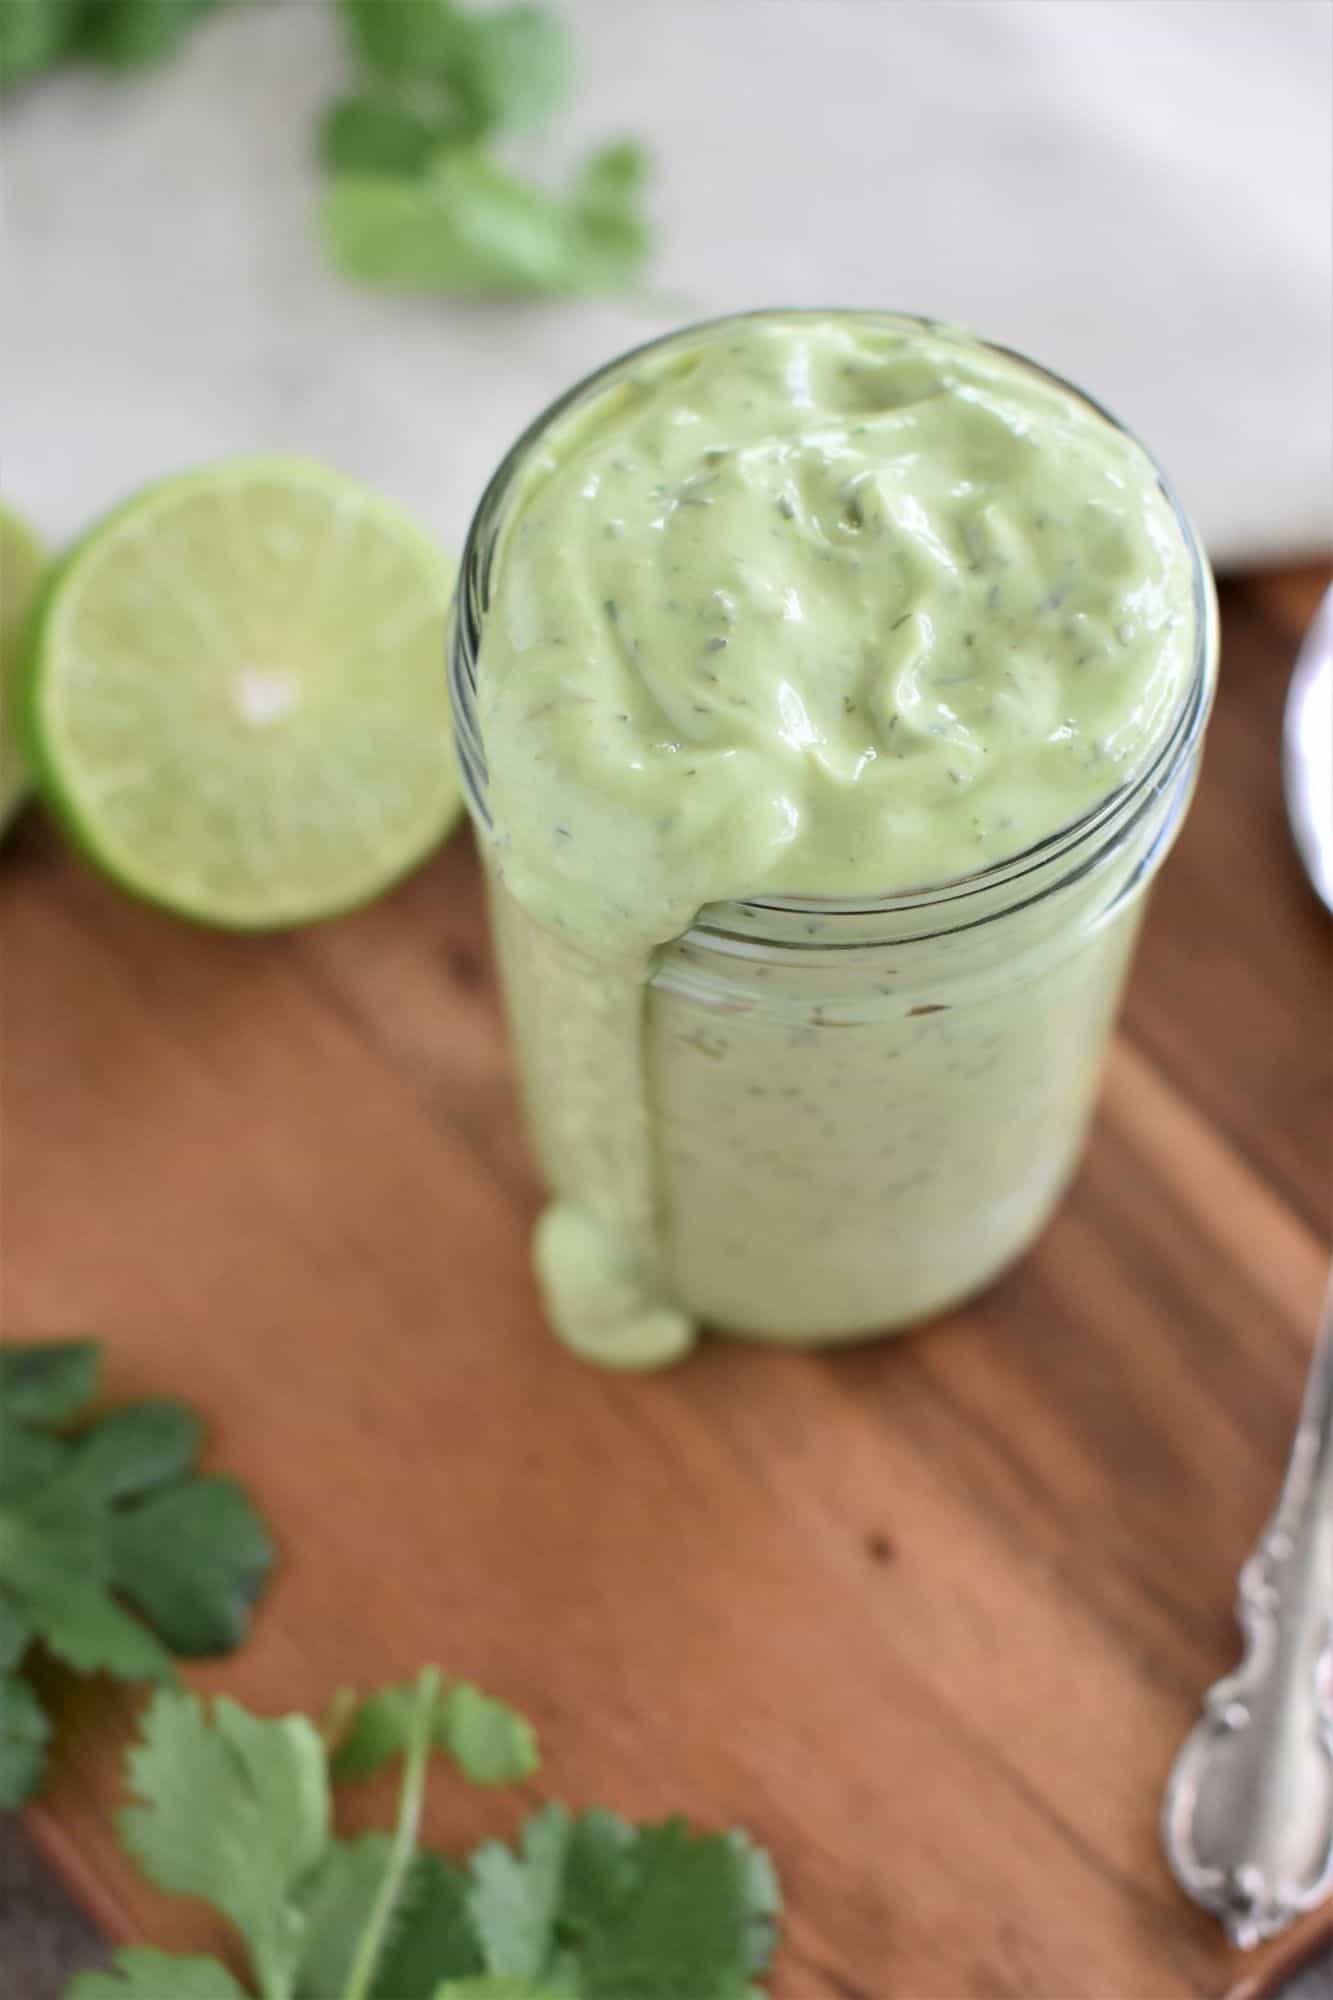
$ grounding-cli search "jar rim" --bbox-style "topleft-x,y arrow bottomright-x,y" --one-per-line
450,306 -> 1218,932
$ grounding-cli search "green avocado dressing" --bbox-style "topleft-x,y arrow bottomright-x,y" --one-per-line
474,314 -> 1197,1364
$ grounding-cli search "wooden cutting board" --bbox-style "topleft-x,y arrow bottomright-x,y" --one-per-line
5,566 -> 1331,2000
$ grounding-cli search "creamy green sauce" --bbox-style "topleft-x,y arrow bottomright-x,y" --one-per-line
475,313 -> 1197,1363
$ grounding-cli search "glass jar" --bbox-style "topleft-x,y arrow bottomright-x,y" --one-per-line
449,320 -> 1218,1348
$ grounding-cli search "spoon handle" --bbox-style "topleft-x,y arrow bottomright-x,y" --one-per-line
1162,1280 -> 1333,1947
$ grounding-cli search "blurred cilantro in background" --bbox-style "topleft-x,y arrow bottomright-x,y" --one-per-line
322,0 -> 652,295
330,0 -> 574,144
0,0 -> 655,296
0,0 -> 221,81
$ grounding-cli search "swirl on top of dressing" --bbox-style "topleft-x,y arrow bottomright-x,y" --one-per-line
479,314 -> 1196,955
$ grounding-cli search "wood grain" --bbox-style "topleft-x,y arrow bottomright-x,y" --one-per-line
3,566 -> 1330,2000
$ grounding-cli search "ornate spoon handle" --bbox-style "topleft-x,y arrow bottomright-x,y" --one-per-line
1162,1280 -> 1333,1947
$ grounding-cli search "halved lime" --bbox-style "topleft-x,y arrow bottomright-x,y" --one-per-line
26,457 -> 460,929
1,501 -> 48,831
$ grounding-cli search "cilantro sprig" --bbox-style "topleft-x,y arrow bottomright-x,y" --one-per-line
321,0 -> 652,296
0,1338 -> 276,1806
0,0 -> 223,86
66,1668 -> 782,1999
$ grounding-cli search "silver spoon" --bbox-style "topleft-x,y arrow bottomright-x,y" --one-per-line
1161,588 -> 1333,1948
1283,586 -> 1333,915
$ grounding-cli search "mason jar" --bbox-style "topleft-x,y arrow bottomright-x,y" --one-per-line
449,322 -> 1218,1350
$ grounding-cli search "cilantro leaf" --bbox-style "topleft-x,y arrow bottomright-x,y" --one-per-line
572,140 -> 650,213
17,1563 -> 178,1682
726,1830 -> 782,1977
554,1810 -> 638,1943
445,4 -> 571,136
421,144 -> 648,293
295,1834 -> 485,1998
333,1675 -> 538,1787
456,1809 -> 779,1995
108,1475 -> 276,1654
322,145 -> 651,297
0,1337 -> 99,1424
562,194 -> 652,293
0,0 -> 218,84
563,139 -> 654,289
434,1983 -> 563,2000
120,1689 -> 329,2000
62,1400 -> 203,1508
321,155 -> 562,296
338,1668 -> 447,2000
100,1682 -> 784,2000
335,0 -> 568,136
78,0 -> 224,71
0,1666 -> 50,1807
573,1819 -> 770,2000
294,1832 -> 396,1998
371,1852 -> 485,1996
440,1682 -> 540,1786
67,1950 -> 250,1998
335,0 -> 464,88
0,1587 -> 32,1667
0,0 -> 84,87
0,1485 -> 176,1683
0,1347 -> 274,1802
409,146 -> 574,287
330,1679 -> 421,1779
0,1417 -> 69,1501
319,95 -> 448,177
467,1804 -> 571,1979
323,0 -> 651,299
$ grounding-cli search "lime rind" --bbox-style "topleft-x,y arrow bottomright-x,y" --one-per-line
26,457 -> 460,929
1,499 -> 48,831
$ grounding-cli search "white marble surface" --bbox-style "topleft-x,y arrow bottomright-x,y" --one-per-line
1,1 -> 1330,567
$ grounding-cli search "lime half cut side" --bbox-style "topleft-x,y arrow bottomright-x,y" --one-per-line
27,457 -> 460,929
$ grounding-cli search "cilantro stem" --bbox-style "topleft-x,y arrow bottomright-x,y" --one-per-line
337,1664 -> 441,2000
